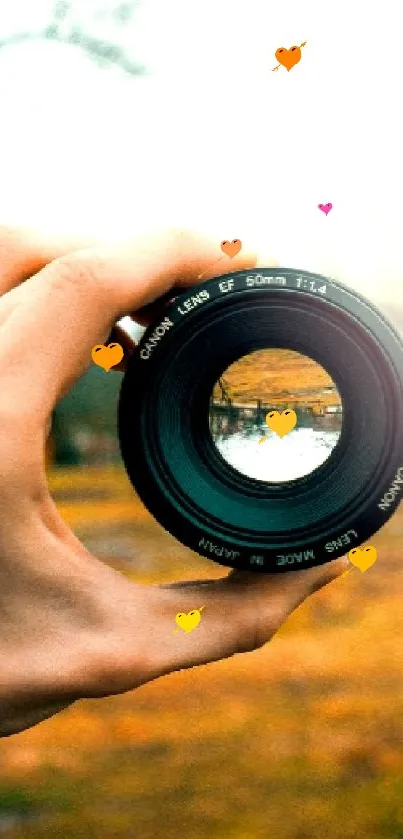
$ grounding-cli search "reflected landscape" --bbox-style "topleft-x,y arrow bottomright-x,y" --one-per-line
209,348 -> 343,482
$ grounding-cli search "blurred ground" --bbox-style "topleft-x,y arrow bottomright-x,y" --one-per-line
1,465 -> 403,839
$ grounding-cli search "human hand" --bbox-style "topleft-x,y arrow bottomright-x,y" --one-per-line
0,226 -> 349,737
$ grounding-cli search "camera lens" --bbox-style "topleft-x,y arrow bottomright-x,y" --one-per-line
118,267 -> 403,573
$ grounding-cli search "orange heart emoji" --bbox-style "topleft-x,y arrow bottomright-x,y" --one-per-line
275,45 -> 302,71
221,239 -> 242,258
91,343 -> 124,372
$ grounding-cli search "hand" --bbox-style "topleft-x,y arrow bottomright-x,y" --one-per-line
0,226 -> 348,738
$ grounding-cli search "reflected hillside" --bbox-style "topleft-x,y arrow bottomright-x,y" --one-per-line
211,348 -> 342,408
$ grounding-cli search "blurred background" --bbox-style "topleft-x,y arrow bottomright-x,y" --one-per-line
1,1 -> 403,838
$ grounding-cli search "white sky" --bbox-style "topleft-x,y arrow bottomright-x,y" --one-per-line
0,0 -> 402,311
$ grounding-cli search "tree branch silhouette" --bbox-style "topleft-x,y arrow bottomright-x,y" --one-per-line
0,0 -> 145,77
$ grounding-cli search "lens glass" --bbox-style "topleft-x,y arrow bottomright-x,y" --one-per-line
209,348 -> 343,482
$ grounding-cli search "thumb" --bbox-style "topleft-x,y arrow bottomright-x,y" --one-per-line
278,556 -> 351,616
149,557 -> 351,680
227,556 -> 351,654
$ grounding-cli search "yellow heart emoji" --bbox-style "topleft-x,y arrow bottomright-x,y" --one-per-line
174,607 -> 205,633
91,343 -> 124,372
348,546 -> 378,573
265,409 -> 297,438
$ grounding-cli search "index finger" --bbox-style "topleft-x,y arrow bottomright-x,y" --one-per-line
0,225 -> 103,296
0,229 -> 261,427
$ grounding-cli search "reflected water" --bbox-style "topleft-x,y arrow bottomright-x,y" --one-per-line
209,406 -> 342,482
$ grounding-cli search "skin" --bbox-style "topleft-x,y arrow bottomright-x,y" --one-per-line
0,225 -> 349,738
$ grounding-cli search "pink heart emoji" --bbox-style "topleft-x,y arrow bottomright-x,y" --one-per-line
318,203 -> 332,215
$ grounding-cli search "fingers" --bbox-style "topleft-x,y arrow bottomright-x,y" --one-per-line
271,556 -> 351,616
0,225 -> 103,296
0,229 -> 258,425
223,556 -> 351,629
112,243 -> 281,370
305,555 -> 351,591
129,290 -> 180,327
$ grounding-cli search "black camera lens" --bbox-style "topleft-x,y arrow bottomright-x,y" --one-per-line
118,267 -> 403,573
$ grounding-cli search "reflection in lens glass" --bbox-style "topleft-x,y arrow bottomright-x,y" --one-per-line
209,349 -> 343,482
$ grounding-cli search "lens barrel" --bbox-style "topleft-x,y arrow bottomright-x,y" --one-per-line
118,267 -> 403,573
